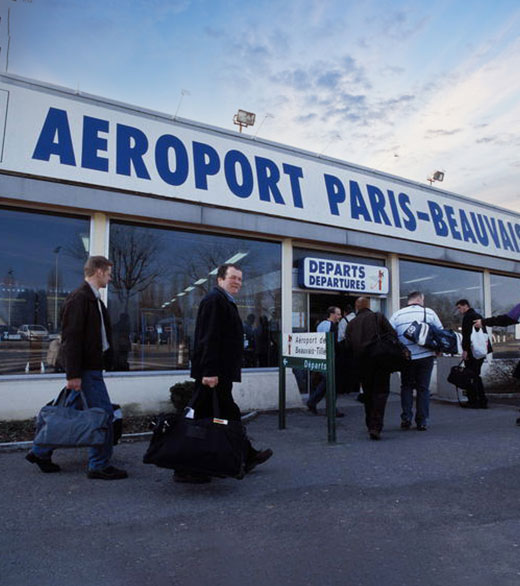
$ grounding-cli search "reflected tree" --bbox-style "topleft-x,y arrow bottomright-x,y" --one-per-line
109,225 -> 163,312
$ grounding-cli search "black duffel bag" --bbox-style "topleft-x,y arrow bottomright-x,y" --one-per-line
447,360 -> 475,391
366,313 -> 411,373
143,388 -> 248,479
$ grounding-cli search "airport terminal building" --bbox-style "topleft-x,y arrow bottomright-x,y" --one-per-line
1,73 -> 519,419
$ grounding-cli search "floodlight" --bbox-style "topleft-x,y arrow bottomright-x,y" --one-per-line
233,109 -> 256,133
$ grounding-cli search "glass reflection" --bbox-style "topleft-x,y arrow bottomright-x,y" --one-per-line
0,207 -> 90,375
108,221 -> 281,371
399,260 -> 484,330
490,274 -> 520,356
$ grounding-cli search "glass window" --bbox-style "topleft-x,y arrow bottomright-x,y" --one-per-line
399,260 -> 484,330
490,274 -> 520,356
108,221 -> 281,371
0,207 -> 90,375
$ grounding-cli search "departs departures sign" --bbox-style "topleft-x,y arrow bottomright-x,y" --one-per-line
279,332 -> 337,443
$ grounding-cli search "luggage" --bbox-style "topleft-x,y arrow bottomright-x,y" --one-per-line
143,388 -> 248,479
34,387 -> 110,448
404,321 -> 461,354
447,360 -> 477,407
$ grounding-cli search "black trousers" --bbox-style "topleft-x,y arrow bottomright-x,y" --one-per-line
359,362 -> 391,432
464,356 -> 487,408
193,379 -> 256,458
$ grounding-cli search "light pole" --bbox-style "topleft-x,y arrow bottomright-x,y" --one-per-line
6,268 -> 13,328
53,246 -> 61,331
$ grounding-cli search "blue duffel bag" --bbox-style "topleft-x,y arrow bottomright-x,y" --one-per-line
34,387 -> 110,448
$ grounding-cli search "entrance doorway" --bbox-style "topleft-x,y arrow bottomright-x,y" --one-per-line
309,293 -> 358,332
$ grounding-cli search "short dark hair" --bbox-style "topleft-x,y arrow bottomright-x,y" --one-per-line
455,299 -> 470,307
84,256 -> 113,277
407,291 -> 424,302
216,263 -> 242,280
327,306 -> 339,317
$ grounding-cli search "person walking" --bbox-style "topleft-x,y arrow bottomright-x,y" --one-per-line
26,256 -> 128,480
455,299 -> 491,408
390,291 -> 443,431
179,263 -> 273,484
345,297 -> 397,440
306,306 -> 344,417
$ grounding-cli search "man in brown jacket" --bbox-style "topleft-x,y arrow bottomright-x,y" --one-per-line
345,297 -> 397,440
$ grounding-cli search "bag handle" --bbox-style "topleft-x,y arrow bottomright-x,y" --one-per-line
186,384 -> 221,419
53,387 -> 89,410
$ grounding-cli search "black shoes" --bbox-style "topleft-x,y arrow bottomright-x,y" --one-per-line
25,451 -> 61,473
335,411 -> 345,418
87,466 -> 128,480
307,403 -> 318,415
369,430 -> 381,440
400,420 -> 411,430
173,471 -> 211,484
417,424 -> 427,431
245,448 -> 273,473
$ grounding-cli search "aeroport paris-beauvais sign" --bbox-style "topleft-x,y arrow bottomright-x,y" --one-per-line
1,74 -> 520,262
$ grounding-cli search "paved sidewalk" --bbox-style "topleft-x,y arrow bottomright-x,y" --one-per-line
1,395 -> 520,586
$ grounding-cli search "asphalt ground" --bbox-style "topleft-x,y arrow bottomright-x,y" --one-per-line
1,394 -> 520,586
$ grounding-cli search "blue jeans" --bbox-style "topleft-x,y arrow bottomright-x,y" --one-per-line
400,356 -> 435,426
32,370 -> 114,470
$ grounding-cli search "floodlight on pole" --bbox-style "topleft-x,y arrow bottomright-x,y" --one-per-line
233,109 -> 256,133
427,170 -> 445,186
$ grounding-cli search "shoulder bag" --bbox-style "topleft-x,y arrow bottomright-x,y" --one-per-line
366,313 -> 411,373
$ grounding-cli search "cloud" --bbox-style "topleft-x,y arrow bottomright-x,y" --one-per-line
425,128 -> 464,138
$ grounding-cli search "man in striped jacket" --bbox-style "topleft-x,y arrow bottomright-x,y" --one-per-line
390,291 -> 443,431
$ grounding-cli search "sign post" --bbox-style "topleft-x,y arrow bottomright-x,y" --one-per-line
279,332 -> 337,444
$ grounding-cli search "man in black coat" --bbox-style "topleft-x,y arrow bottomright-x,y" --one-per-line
456,299 -> 490,408
176,263 -> 272,483
26,256 -> 128,480
345,297 -> 397,440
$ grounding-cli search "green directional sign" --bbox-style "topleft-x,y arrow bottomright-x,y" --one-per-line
279,332 -> 337,443
281,356 -> 327,372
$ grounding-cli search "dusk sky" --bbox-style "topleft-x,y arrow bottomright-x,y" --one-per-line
2,0 -> 520,212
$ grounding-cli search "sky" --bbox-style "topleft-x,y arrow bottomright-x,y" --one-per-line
1,0 -> 520,213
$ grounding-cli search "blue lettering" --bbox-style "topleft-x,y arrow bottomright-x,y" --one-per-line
470,213 -> 489,246
350,181 -> 372,221
116,124 -> 150,179
366,184 -> 391,226
358,266 -> 366,278
32,107 -> 76,166
81,116 -> 109,172
255,156 -> 285,204
193,141 -> 220,190
507,222 -> 520,253
324,174 -> 345,216
224,150 -> 253,198
283,164 -> 304,208
309,259 -> 318,273
498,220 -> 515,252
428,201 -> 448,237
445,205 -> 462,240
459,210 -> 477,244
387,190 -> 402,228
155,134 -> 188,186
399,193 -> 416,232
483,216 -> 501,248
